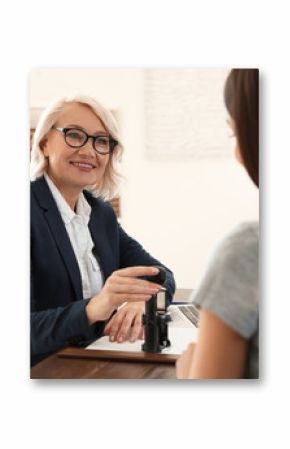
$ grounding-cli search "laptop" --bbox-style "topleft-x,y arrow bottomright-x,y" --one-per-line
168,289 -> 199,329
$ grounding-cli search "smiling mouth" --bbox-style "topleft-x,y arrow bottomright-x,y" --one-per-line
70,161 -> 96,169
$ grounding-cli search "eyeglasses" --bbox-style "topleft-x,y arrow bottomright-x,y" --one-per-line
52,126 -> 118,155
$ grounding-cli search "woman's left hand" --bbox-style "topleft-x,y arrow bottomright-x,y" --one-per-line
176,342 -> 196,379
103,301 -> 145,343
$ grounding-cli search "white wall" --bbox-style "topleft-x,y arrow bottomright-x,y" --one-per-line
30,68 -> 259,288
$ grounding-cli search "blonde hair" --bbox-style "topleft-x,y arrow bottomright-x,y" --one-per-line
30,94 -> 124,200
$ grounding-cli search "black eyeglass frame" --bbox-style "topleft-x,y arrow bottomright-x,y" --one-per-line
52,126 -> 118,155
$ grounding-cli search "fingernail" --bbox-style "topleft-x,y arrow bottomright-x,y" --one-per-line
110,336 -> 115,342
159,286 -> 167,291
118,337 -> 123,343
152,267 -> 159,273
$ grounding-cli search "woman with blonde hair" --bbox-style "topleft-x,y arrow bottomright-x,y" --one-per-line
30,95 -> 175,366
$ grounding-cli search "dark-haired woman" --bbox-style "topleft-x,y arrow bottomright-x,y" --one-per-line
176,69 -> 259,379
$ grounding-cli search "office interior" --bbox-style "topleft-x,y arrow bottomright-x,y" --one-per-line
30,68 -> 259,291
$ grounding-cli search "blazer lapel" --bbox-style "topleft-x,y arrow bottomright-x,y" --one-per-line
86,196 -> 116,283
88,206 -> 109,282
32,177 -> 83,300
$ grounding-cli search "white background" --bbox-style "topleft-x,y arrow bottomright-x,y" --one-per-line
1,1 -> 289,448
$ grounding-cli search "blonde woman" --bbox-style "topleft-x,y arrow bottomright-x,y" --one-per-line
30,95 -> 175,366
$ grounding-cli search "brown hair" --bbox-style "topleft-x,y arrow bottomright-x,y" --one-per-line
224,69 -> 259,187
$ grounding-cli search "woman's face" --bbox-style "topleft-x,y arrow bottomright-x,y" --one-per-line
41,102 -> 110,193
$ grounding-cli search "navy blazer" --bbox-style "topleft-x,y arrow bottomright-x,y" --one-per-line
30,176 -> 175,366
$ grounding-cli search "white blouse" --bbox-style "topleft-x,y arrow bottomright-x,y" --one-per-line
44,173 -> 103,299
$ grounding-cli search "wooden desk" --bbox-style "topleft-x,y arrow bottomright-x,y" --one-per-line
30,289 -> 193,379
30,352 -> 176,379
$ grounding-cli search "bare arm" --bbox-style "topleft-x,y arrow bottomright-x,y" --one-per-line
177,308 -> 249,379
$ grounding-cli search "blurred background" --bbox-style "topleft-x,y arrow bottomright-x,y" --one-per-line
30,68 -> 259,289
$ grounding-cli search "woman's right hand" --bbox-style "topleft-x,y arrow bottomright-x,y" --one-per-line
85,266 -> 162,325
176,342 -> 196,379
